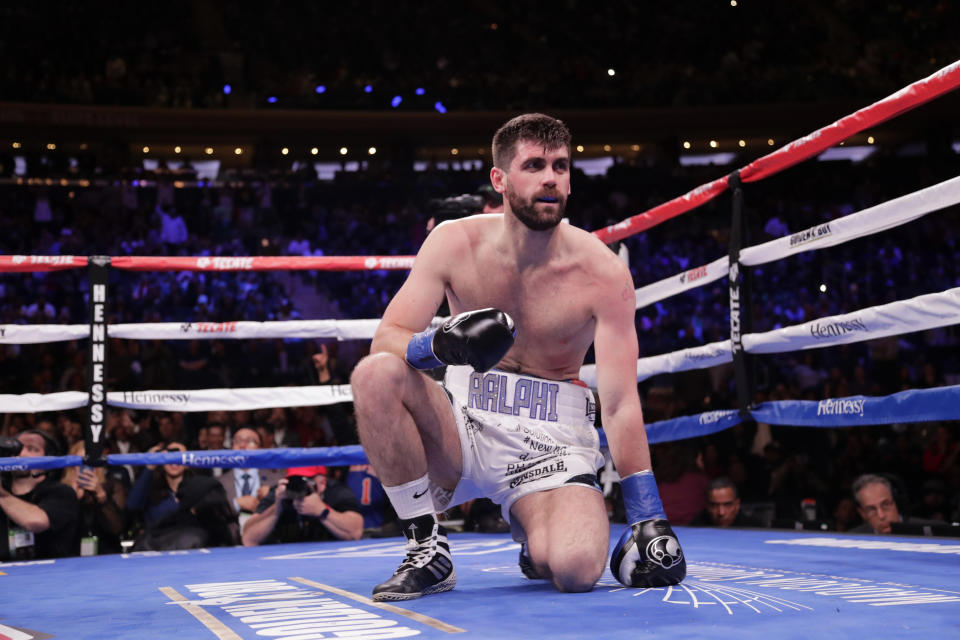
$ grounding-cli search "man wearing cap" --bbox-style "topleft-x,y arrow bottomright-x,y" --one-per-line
241,466 -> 363,546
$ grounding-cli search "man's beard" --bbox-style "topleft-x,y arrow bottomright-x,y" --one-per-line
507,188 -> 566,231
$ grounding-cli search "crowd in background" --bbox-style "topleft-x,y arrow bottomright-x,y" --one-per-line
1,1 -> 956,111
1,143 -> 958,558
1,0 -> 959,556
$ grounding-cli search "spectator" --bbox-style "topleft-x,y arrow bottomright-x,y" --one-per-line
848,473 -> 943,534
133,476 -> 241,551
0,430 -> 79,559
61,441 -> 130,555
345,464 -> 398,537
242,466 -> 363,546
689,476 -> 762,528
157,204 -> 188,246
217,427 -> 283,525
830,496 -> 861,532
654,442 -> 709,525
126,441 -> 190,529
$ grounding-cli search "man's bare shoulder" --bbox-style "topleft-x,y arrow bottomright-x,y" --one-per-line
428,213 -> 502,251
563,223 -> 631,279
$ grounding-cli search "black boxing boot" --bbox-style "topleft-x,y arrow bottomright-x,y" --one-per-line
518,542 -> 544,580
372,515 -> 456,601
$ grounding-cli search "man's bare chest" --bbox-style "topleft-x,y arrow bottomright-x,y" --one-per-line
446,267 -> 594,347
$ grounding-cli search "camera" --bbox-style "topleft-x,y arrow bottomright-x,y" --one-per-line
428,194 -> 485,221
285,475 -> 314,501
0,436 -> 23,458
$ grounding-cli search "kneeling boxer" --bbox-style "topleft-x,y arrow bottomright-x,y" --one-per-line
351,113 -> 684,601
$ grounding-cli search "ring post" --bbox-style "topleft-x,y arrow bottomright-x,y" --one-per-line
85,255 -> 110,465
727,172 -> 754,418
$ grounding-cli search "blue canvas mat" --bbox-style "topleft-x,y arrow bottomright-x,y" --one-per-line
1,526 -> 958,639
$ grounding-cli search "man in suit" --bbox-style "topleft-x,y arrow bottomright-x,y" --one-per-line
218,427 -> 282,528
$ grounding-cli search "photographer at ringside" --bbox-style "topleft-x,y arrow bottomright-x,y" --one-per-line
241,466 -> 363,546
425,185 -> 503,233
0,431 -> 79,560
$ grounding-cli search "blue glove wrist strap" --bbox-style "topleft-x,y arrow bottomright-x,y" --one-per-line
622,470 -> 667,524
405,328 -> 443,369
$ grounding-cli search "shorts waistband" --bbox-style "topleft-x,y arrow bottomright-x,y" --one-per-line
444,365 -> 596,426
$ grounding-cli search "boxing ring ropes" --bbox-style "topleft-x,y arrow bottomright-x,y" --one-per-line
0,61 -> 958,639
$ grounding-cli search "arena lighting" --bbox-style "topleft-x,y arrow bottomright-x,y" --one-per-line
573,156 -> 615,176
234,147 -> 242,155
817,145 -> 878,163
731,0 -> 738,6
267,96 -> 278,103
391,95 -> 402,107
174,146 -> 182,154
281,147 -> 289,155
682,141 -> 691,149
738,139 -> 746,147
223,84 -> 231,95
415,87 -> 425,95
607,68 -> 616,77
12,142 -> 21,149
204,147 -> 214,155
820,284 -> 828,293
679,152 -> 737,167
142,146 -> 150,154
315,85 -> 326,94
867,135 -> 876,144
368,147 -> 377,155
46,143 -> 56,150
434,101 -> 447,114
364,85 -> 373,93
451,148 -> 459,155
709,140 -> 718,148
631,144 -> 640,151
576,145 -> 584,152
339,147 -> 348,155
310,147 -> 319,155
603,144 -> 612,152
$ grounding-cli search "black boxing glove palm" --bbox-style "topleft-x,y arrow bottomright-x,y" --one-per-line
406,308 -> 516,372
610,519 -> 686,587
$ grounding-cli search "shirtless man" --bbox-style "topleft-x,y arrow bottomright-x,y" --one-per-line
351,113 -> 685,601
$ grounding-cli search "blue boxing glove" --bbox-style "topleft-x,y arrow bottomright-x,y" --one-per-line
405,308 -> 516,373
610,470 -> 686,587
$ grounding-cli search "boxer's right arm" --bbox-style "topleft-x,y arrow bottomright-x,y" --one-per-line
370,222 -> 460,358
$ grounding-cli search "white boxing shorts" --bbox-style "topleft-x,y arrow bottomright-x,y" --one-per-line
433,365 -> 604,524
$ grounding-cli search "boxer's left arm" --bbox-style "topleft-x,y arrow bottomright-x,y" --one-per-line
592,262 -> 648,476
592,257 -> 685,587
370,221 -> 461,358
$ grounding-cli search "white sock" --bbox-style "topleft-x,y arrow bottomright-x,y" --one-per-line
383,474 -> 437,520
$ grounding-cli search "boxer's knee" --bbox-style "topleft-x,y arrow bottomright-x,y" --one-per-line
548,549 -> 604,593
351,352 -> 408,399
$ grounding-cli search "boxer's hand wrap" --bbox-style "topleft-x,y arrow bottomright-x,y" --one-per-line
610,470 -> 686,587
405,308 -> 516,373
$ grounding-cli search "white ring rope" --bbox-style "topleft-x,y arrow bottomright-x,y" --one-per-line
0,386 -> 354,413
579,286 -> 960,386
109,319 -> 382,341
743,286 -> 960,354
4,284 -> 958,411
633,174 -> 960,310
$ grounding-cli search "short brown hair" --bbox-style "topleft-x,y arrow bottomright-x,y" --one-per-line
492,113 -> 571,169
